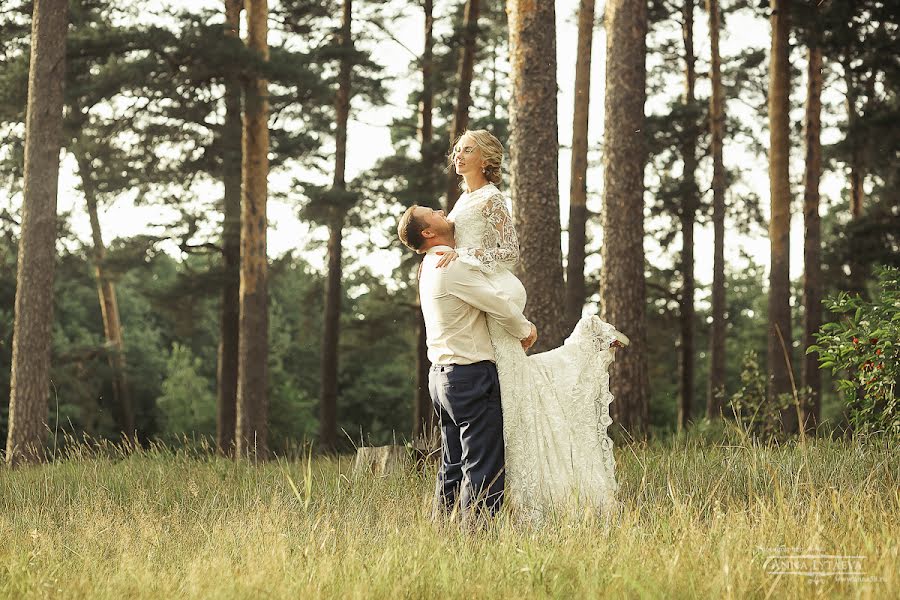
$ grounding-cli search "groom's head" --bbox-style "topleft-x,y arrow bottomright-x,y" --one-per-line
398,205 -> 454,253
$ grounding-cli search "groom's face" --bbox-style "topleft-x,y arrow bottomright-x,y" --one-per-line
415,206 -> 453,241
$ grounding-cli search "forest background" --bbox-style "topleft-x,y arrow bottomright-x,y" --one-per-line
0,0 -> 896,457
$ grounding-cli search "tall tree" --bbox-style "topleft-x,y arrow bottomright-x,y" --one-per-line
677,0 -> 698,430
236,0 -> 270,460
217,0 -> 243,456
801,27 -> 823,433
565,0 -> 595,330
705,0 -> 727,419
319,0 -> 354,453
600,0 -> 650,433
444,0 -> 479,212
841,53 -> 870,296
72,143 -> 134,438
6,0 -> 67,466
767,0 -> 795,433
413,0 -> 435,440
508,0 -> 566,352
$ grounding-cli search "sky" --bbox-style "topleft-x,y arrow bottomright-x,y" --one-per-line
46,0 -> 850,297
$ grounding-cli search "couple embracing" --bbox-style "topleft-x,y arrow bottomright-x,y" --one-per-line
398,130 -> 629,526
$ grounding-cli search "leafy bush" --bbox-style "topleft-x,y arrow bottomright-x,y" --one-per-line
809,266 -> 898,435
729,350 -> 792,441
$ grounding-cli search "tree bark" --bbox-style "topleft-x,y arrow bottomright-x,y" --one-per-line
600,0 -> 650,434
217,0 -> 243,457
842,60 -> 868,296
802,43 -> 823,433
845,65 -> 864,221
767,0 -> 795,433
319,0 -> 353,453
413,0 -> 435,440
565,0 -> 595,331
74,149 -> 134,439
508,0 -> 567,353
236,0 -> 269,460
677,0 -> 697,431
419,0 -> 434,149
444,0 -> 479,212
706,0 -> 727,419
319,220 -> 342,453
6,0 -> 67,467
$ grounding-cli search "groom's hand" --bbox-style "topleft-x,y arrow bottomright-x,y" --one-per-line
521,323 -> 538,351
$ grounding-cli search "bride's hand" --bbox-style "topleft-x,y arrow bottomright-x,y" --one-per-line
435,250 -> 458,268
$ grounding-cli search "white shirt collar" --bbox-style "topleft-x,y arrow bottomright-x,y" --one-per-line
426,244 -> 455,255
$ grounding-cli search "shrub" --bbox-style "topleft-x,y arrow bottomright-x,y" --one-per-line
729,350 -> 792,441
808,266 -> 898,436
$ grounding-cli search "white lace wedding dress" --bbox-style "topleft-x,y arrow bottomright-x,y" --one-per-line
448,183 -> 622,522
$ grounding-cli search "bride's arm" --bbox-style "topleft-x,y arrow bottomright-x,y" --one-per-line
455,193 -> 519,273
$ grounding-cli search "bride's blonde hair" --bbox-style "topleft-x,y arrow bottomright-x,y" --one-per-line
447,129 -> 504,191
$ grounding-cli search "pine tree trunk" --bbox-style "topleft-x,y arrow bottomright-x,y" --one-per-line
842,62 -> 867,296
217,0 -> 243,457
319,219 -> 342,452
74,149 -> 134,439
413,0 -> 435,440
6,0 -> 67,467
444,0 -> 479,212
802,43 -> 823,433
419,0 -> 434,149
236,0 -> 269,460
706,0 -> 727,419
600,0 -> 650,434
767,0 -> 795,434
678,0 -> 697,430
319,0 -> 353,453
846,68 -> 864,223
488,39 -> 499,124
566,0 -> 595,331
508,0 -> 567,352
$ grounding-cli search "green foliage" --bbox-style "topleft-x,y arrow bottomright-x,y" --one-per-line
156,343 -> 216,437
729,350 -> 792,442
809,267 -> 899,435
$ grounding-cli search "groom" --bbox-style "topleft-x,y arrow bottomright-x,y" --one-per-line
397,205 -> 537,522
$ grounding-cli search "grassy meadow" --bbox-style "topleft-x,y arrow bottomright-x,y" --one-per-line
0,426 -> 897,599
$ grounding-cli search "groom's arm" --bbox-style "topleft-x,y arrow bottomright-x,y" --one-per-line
444,264 -> 533,341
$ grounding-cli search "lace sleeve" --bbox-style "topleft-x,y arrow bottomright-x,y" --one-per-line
456,192 -> 520,273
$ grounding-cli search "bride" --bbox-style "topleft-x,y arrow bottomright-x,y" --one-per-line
436,129 -> 626,522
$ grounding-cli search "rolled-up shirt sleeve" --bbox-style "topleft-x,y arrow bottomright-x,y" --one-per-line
444,263 -> 532,340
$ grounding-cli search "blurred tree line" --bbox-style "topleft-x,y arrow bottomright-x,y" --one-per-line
1,0 -> 896,462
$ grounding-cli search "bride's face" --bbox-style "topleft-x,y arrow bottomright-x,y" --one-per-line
452,134 -> 484,177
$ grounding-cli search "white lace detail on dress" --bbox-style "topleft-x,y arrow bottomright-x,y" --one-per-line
450,186 -> 519,273
448,186 -> 621,524
491,315 -> 620,524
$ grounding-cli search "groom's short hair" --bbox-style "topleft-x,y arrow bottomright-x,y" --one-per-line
398,205 -> 427,251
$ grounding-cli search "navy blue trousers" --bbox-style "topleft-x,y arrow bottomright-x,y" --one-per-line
428,360 -> 505,519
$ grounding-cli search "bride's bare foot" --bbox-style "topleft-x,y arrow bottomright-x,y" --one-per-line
610,330 -> 630,348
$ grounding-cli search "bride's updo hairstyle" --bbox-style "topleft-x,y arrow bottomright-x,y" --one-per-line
447,129 -> 504,191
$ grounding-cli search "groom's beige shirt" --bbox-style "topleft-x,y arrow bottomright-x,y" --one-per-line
419,245 -> 532,365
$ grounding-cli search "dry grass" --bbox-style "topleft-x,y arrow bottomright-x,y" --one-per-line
0,426 -> 897,599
